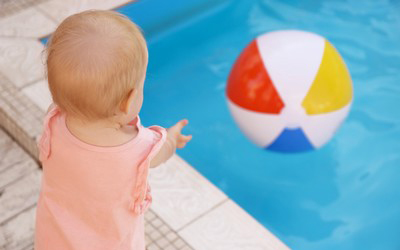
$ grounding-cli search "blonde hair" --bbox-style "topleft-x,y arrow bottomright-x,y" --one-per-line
45,10 -> 148,121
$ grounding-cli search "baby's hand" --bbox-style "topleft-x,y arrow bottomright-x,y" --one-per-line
167,119 -> 192,149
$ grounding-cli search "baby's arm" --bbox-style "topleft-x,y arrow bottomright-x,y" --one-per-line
150,120 -> 192,168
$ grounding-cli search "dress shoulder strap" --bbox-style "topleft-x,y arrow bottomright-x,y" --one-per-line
129,125 -> 167,215
37,104 -> 61,162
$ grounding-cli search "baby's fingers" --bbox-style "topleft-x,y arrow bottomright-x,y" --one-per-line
173,119 -> 189,131
180,134 -> 192,142
177,141 -> 188,149
177,134 -> 192,148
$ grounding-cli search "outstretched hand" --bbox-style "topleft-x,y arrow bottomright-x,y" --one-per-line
149,119 -> 192,168
167,119 -> 192,149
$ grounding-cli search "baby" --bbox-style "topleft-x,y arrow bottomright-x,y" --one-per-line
34,10 -> 191,250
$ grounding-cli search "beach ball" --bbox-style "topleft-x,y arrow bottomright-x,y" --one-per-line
226,30 -> 353,153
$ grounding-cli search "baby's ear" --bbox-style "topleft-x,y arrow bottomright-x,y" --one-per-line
119,88 -> 136,114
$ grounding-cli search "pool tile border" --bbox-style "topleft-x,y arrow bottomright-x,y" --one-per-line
149,155 -> 227,231
0,0 -> 48,18
35,0 -> 135,24
0,1 -> 289,249
179,199 -> 289,250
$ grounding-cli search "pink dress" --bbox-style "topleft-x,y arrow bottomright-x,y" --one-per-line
34,105 -> 166,250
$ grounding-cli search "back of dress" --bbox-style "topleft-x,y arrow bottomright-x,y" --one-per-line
34,106 -> 166,250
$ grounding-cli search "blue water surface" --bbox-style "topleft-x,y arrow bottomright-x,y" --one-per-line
119,1 -> 400,249
116,0 -> 400,249
113,0 -> 400,250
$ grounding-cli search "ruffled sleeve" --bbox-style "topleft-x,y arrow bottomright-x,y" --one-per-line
37,104 -> 61,162
128,125 -> 167,215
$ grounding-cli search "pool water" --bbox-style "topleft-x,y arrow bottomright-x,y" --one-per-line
118,0 -> 400,249
52,1 -> 400,249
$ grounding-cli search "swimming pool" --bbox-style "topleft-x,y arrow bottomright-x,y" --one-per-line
54,1 -> 400,249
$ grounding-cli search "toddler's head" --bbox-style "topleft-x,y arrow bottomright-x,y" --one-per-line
45,10 -> 148,124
